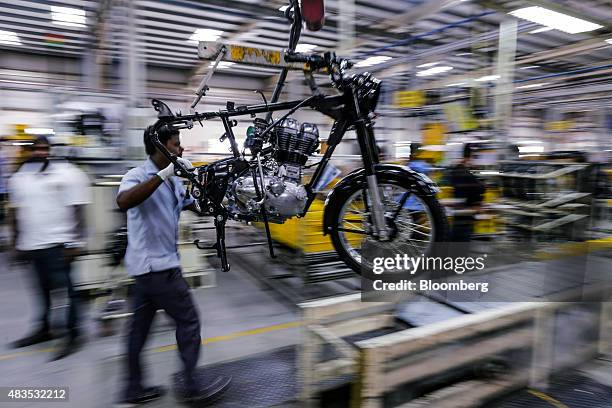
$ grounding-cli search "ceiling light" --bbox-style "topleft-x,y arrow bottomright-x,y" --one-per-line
295,43 -> 317,53
24,128 -> 55,135
51,6 -> 86,28
209,61 -> 234,69
518,145 -> 544,153
519,65 -> 540,70
516,82 -> 550,89
529,26 -> 554,34
189,29 -> 223,44
354,56 -> 392,68
509,6 -> 603,34
0,30 -> 21,45
416,66 -> 453,77
455,52 -> 474,56
446,82 -> 467,87
475,74 -> 500,82
417,62 -> 439,68
606,39 -> 612,45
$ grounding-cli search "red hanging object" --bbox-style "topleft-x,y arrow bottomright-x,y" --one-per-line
301,0 -> 325,31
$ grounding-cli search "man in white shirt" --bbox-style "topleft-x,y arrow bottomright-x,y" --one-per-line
0,142 -> 8,242
0,145 -> 8,228
8,136 -> 90,361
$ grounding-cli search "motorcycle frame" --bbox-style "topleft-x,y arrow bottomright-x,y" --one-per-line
147,0 -> 389,271
151,0 -> 379,220
149,90 -> 381,221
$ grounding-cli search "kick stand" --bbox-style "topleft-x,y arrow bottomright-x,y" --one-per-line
192,215 -> 230,272
214,215 -> 230,272
260,208 -> 276,259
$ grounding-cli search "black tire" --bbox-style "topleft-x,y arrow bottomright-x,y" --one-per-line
328,175 -> 447,275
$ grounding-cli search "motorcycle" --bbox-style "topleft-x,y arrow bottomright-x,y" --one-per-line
146,0 -> 447,274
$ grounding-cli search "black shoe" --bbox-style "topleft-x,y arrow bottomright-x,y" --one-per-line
178,375 -> 232,404
50,336 -> 84,361
119,386 -> 166,406
11,329 -> 53,348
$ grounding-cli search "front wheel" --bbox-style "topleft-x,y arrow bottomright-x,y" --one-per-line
328,176 -> 447,275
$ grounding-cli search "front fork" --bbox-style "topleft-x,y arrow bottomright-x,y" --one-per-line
354,115 -> 389,241
366,174 -> 389,240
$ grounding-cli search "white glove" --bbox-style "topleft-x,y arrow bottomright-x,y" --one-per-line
157,157 -> 193,181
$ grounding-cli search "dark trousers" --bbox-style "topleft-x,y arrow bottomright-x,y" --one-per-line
0,193 -> 6,224
127,268 -> 201,396
451,215 -> 475,242
27,246 -> 79,338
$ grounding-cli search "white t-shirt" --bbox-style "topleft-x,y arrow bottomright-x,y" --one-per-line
8,160 -> 91,251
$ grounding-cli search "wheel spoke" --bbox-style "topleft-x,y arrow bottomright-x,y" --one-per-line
334,182 -> 436,273
343,220 -> 364,231
399,237 -> 425,256
397,236 -> 431,243
345,211 -> 367,217
402,228 -> 430,237
391,192 -> 411,219
336,227 -> 367,235
395,219 -> 432,230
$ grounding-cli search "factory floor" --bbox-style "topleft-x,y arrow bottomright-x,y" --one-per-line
1,245 -> 611,408
0,251 -> 300,408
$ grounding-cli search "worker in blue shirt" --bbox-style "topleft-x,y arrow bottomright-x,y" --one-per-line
407,143 -> 430,176
403,143 -> 430,211
116,127 -> 231,405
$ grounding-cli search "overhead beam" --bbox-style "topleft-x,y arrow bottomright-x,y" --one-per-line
373,0 -> 464,31
360,22 -> 536,78
422,45 -> 612,89
370,20 -> 611,88
190,0 -> 407,40
515,34 -> 612,66
186,20 -> 262,90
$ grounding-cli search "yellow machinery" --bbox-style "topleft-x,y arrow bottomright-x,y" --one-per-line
264,197 -> 336,253
258,171 -> 502,254
3,124 -> 36,165
437,184 -> 501,235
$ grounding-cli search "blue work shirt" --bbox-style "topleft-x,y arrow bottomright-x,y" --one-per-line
402,160 -> 431,211
118,159 -> 194,276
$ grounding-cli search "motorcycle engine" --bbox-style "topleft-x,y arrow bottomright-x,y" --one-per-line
230,117 -> 319,220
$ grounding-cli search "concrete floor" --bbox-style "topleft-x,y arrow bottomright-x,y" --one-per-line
0,251 -> 300,408
1,244 -> 610,408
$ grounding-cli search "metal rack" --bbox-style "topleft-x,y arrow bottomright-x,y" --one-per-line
496,161 -> 592,240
